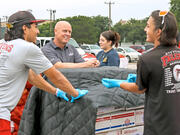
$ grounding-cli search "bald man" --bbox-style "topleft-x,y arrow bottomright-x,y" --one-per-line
41,21 -> 99,68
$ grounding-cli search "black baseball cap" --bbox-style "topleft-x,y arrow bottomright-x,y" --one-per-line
8,11 -> 45,26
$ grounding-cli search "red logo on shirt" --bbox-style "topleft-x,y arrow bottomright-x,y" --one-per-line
0,43 -> 14,54
161,53 -> 180,67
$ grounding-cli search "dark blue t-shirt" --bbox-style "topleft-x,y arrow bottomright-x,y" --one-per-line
96,48 -> 120,67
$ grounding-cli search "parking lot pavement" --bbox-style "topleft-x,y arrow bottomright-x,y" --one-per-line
127,62 -> 137,69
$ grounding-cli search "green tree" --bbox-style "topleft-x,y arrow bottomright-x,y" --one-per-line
170,0 -> 180,30
38,15 -> 147,45
113,20 -> 131,43
92,15 -> 109,32
60,16 -> 99,44
38,21 -> 56,37
113,18 -> 147,44
92,15 -> 109,43
38,15 -> 110,44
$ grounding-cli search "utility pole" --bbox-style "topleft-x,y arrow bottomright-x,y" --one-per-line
105,1 -> 115,30
47,9 -> 53,34
47,9 -> 56,35
53,10 -> 56,22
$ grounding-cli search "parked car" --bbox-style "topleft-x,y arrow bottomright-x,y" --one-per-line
67,38 -> 85,56
116,47 -> 141,62
36,37 -> 54,48
81,44 -> 101,56
144,44 -> 154,51
130,45 -> 145,53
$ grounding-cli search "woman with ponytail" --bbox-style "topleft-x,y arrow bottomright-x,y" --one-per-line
97,30 -> 120,67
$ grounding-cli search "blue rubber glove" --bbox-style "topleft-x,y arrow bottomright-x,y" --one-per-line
56,88 -> 69,102
102,78 -> 127,88
126,74 -> 137,82
102,74 -> 137,88
71,89 -> 88,103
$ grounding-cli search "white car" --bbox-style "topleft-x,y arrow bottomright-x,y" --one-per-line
81,44 -> 101,56
36,37 -> 54,48
116,47 -> 141,62
67,38 -> 85,56
67,40 -> 96,61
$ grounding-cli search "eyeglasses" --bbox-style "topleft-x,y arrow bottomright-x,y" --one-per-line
159,11 -> 168,25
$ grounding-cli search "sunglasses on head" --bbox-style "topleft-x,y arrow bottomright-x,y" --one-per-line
159,11 -> 168,25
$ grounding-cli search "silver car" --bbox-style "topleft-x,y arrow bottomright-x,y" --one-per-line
116,47 -> 141,62
81,44 -> 101,56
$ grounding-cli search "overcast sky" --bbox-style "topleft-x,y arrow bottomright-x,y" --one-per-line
0,0 -> 170,24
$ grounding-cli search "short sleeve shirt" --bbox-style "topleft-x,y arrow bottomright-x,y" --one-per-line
41,40 -> 85,65
0,39 -> 53,121
96,48 -> 120,67
136,44 -> 180,135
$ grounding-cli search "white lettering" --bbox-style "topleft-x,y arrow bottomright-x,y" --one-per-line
166,90 -> 176,93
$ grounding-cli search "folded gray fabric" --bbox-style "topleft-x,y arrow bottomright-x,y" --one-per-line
18,67 -> 144,135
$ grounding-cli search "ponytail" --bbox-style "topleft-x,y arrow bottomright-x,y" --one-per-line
114,32 -> 120,48
101,30 -> 120,48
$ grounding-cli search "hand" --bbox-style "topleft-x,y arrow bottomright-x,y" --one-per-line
85,59 -> 99,67
94,60 -> 100,67
56,88 -> 69,102
102,78 -> 127,88
71,89 -> 88,103
126,74 -> 136,82
102,74 -> 137,88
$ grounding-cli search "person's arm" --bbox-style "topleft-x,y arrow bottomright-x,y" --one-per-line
26,44 -> 86,101
43,66 -> 79,97
28,67 -> 78,97
120,82 -> 146,94
54,59 -> 99,68
28,69 -> 57,95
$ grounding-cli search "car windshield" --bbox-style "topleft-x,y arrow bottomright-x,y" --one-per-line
145,45 -> 154,50
132,46 -> 145,50
68,38 -> 79,48
123,47 -> 138,53
135,46 -> 145,50
90,45 -> 100,49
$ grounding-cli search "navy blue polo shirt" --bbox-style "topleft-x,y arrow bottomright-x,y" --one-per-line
41,40 -> 84,65
96,48 -> 120,67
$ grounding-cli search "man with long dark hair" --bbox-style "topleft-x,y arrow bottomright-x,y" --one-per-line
0,11 -> 88,135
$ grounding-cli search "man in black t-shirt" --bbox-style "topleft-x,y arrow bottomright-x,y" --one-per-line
102,10 -> 180,135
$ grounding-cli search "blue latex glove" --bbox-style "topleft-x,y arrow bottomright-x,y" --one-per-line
56,88 -> 69,102
71,89 -> 88,103
102,78 -> 127,88
102,74 -> 137,88
126,74 -> 137,82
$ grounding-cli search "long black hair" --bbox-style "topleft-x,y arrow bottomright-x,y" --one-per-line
150,10 -> 178,45
4,23 -> 31,41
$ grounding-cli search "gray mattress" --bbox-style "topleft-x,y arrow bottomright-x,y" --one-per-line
18,66 -> 145,135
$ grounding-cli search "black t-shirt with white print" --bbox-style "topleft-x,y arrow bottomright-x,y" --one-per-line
136,44 -> 180,135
